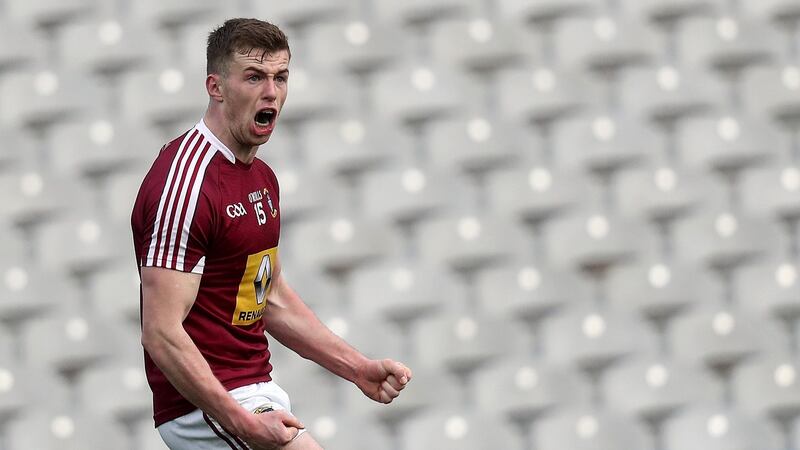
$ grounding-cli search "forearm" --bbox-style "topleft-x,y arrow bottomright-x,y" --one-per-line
142,326 -> 254,435
263,285 -> 368,382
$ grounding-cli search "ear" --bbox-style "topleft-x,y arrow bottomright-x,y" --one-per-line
206,74 -> 224,102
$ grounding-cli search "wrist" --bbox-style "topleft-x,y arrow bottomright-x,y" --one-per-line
220,405 -> 256,439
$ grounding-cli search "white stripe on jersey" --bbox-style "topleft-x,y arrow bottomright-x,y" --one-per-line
164,139 -> 209,267
145,129 -> 198,266
154,131 -> 203,267
176,146 -> 217,271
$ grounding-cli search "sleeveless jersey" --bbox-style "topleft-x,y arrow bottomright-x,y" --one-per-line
131,120 -> 281,426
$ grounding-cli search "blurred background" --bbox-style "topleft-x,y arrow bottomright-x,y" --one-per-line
1,0 -> 800,449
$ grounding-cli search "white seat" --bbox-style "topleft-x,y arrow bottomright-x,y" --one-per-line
535,407 -> 651,450
671,209 -> 781,269
303,413 -> 393,450
77,358 -> 152,424
403,408 -> 525,450
430,18 -> 525,72
89,262 -> 142,327
606,259 -> 717,323
542,306 -> 658,373
741,64 -> 800,123
275,65 -> 353,125
0,170 -> 92,230
616,163 -> 726,222
499,0 -> 598,25
0,19 -> 46,70
105,163 -> 153,223
251,0 -> 346,28
0,363 -> 71,424
476,261 -> 591,323
5,0 -> 94,27
748,0 -> 800,23
679,16 -> 780,73
350,260 -> 461,324
486,164 -> 593,224
58,18 -> 161,75
497,66 -> 598,125
268,354 -> 338,417
0,263 -> 77,324
604,356 -> 723,422
373,63 -> 470,124
474,356 -> 590,423
620,64 -> 725,123
554,112 -> 654,175
306,20 -> 403,74
119,64 -> 207,127
362,166 -> 463,224
417,216 -> 524,271
670,306 -> 786,372
556,14 -> 658,73
737,258 -> 800,324
664,406 -> 784,450
133,418 -> 170,450
427,115 -> 523,173
5,410 -> 129,450
269,165 -> 336,223
733,354 -> 800,422
287,216 -> 392,274
130,0 -> 225,28
741,162 -> 800,221
628,0 -> 717,24
0,69 -> 97,129
546,209 -> 650,272
375,0 -> 473,25
680,113 -> 779,172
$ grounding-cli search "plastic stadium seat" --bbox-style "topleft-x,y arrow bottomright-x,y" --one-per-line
497,66 -> 598,125
350,261 -> 461,324
0,127 -> 29,171
373,63 -> 471,124
362,166 -> 463,224
301,117 -> 402,176
104,163 -> 152,223
427,115 -> 523,173
375,0 -> 472,25
557,15 -> 658,73
604,356 -> 723,422
0,170 -> 92,230
554,113 -> 654,175
680,113 -> 779,172
671,209 -> 781,269
629,0 -> 716,24
402,408 -> 525,450
287,216 -> 393,274
670,306 -> 787,372
616,163 -> 726,222
417,216 -> 524,271
0,19 -> 46,70
476,261 -> 591,324
679,16 -> 779,73
59,18 -> 160,75
741,162 -> 800,221
5,411 -> 129,450
251,0 -> 347,28
134,419 -> 169,450
499,0 -> 597,25
742,65 -> 800,123
302,413 -> 393,450
268,354 -> 338,417
34,214 -> 130,276
130,0 -> 225,28
21,314 -> 120,377
737,258 -> 800,324
606,260 -> 717,323
0,263 -> 78,325
48,118 -> 163,179
664,406 -> 784,450
475,356 -> 590,423
274,65 -> 353,125
542,306 -> 658,373
0,363 -> 71,424
546,209 -> 650,272
620,64 -> 724,123
534,407 -> 651,450
749,0 -> 800,23
733,354 -> 800,421
415,313 -> 522,376
0,69 -> 97,129
88,262 -> 142,327
430,18 -> 525,72
119,65 -> 207,127
5,0 -> 94,27
77,358 -> 152,424
269,165 -> 336,223
486,164 -> 593,224
307,20 -> 403,73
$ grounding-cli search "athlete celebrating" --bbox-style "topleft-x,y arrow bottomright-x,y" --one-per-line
131,18 -> 412,450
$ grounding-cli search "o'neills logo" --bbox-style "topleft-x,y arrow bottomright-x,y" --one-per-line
226,202 -> 247,218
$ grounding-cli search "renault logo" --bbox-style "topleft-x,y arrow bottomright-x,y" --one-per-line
226,202 -> 247,218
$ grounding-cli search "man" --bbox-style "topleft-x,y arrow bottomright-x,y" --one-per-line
131,18 -> 412,450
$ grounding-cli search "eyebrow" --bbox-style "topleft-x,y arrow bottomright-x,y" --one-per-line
243,66 -> 289,76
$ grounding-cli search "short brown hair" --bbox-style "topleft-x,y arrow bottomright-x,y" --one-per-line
206,18 -> 291,76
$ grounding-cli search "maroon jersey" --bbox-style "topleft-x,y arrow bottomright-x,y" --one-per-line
131,120 -> 281,426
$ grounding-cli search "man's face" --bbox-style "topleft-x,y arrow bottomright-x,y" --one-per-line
217,48 -> 289,151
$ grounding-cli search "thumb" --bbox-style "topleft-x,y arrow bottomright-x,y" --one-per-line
278,411 -> 304,429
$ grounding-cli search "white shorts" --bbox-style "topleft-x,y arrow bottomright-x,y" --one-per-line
157,381 -> 306,450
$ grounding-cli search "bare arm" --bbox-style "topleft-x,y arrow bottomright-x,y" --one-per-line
263,259 -> 412,403
140,266 -> 300,448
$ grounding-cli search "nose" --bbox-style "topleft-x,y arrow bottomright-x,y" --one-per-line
262,77 -> 277,101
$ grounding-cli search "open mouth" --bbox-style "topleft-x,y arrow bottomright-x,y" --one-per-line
254,108 -> 276,127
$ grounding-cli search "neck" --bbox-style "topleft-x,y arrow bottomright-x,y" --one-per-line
202,107 -> 258,164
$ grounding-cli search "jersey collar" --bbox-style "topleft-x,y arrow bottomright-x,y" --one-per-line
196,119 -> 236,164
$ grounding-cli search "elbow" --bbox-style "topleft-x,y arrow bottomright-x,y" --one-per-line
141,324 -> 167,356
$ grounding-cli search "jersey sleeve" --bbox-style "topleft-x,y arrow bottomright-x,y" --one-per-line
132,161 -> 217,275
